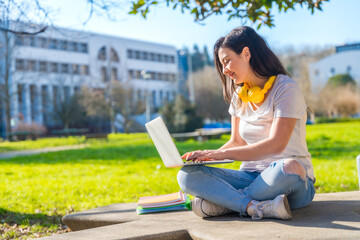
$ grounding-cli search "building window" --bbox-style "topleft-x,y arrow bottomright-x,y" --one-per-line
169,74 -> 175,82
27,60 -> 36,71
69,42 -> 78,52
330,67 -> 336,76
50,62 -> 58,73
38,37 -> 48,48
98,46 -> 106,60
29,36 -> 36,47
127,49 -> 133,59
81,65 -> 89,75
39,61 -> 48,72
347,66 -> 352,74
170,56 -> 175,63
15,59 -> 25,70
150,72 -> 155,80
72,64 -> 79,74
101,67 -> 107,82
150,53 -> 155,61
80,43 -> 88,53
49,39 -> 57,49
140,51 -> 146,60
135,50 -> 140,59
111,67 -> 118,80
61,64 -> 69,74
110,48 -> 119,62
135,70 -> 141,79
128,70 -> 134,79
156,54 -> 161,62
15,35 -> 25,46
59,40 -> 68,50
143,52 -> 149,60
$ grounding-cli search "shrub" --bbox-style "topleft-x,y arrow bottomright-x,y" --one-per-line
313,85 -> 360,117
13,122 -> 47,140
160,95 -> 203,133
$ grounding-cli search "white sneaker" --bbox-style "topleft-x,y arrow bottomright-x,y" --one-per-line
191,197 -> 233,218
247,194 -> 292,220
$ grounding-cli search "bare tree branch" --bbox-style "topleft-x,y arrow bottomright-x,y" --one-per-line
0,26 -> 47,35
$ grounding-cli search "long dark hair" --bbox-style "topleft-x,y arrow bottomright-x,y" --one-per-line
214,26 -> 289,104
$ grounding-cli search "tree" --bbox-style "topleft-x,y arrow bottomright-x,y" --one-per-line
191,44 -> 205,72
193,66 -> 229,121
160,95 -> 203,133
276,45 -> 334,111
52,92 -> 87,129
111,82 -> 145,133
78,82 -> 145,133
314,85 -> 360,118
124,0 -> 328,28
203,46 -> 212,66
327,74 -> 356,88
0,0 -> 49,140
78,87 -> 111,132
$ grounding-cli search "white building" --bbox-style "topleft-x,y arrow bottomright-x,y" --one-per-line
0,22 -> 178,132
308,43 -> 360,92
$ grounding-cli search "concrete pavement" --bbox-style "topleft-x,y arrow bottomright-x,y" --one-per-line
40,191 -> 360,240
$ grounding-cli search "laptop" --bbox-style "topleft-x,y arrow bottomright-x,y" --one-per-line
145,117 -> 234,168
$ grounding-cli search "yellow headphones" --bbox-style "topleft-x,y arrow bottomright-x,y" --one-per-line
239,76 -> 276,104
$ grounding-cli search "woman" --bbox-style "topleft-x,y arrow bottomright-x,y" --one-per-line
177,26 -> 315,220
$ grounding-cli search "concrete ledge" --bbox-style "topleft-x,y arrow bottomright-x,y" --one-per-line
41,191 -> 360,240
62,203 -> 141,231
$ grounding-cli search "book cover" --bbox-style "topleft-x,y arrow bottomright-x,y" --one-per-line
136,191 -> 191,215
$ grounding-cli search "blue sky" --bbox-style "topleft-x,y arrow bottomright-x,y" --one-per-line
44,0 -> 360,52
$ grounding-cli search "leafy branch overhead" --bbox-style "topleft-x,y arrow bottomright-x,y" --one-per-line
128,0 -> 329,28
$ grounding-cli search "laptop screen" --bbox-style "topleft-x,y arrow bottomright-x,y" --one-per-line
145,117 -> 184,168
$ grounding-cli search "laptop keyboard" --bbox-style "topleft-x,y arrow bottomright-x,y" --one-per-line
184,160 -> 205,164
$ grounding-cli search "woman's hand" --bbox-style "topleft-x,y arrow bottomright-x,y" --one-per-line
181,150 -> 225,161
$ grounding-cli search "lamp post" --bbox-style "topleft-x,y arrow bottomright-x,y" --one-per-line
141,70 -> 151,123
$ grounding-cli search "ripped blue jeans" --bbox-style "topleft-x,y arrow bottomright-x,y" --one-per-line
177,160 -> 315,216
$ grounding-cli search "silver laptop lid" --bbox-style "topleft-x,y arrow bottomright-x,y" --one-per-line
145,117 -> 184,168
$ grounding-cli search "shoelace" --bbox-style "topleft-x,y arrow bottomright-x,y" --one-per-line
252,201 -> 273,220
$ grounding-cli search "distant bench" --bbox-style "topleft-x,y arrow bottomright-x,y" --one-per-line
52,128 -> 89,137
7,131 -> 43,141
171,129 -> 230,141
85,133 -> 108,141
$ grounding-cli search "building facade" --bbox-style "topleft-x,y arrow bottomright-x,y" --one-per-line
0,22 -> 179,135
308,42 -> 360,91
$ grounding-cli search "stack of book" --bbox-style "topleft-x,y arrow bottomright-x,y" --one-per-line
136,191 -> 191,214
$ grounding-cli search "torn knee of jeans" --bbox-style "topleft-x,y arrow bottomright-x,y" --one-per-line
283,159 -> 307,180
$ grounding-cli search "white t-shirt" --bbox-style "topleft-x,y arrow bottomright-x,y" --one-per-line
228,74 -> 315,181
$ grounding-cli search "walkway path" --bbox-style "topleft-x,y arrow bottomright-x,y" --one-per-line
0,144 -> 88,160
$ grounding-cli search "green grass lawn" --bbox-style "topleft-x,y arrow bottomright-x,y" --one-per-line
0,122 -> 359,239
0,136 -> 85,153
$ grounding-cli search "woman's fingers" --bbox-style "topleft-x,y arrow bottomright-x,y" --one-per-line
181,151 -> 206,161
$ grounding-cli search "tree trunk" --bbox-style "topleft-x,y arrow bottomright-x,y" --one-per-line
3,30 -> 13,141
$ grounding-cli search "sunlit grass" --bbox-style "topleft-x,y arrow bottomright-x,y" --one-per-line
0,122 -> 359,238
0,136 -> 85,153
